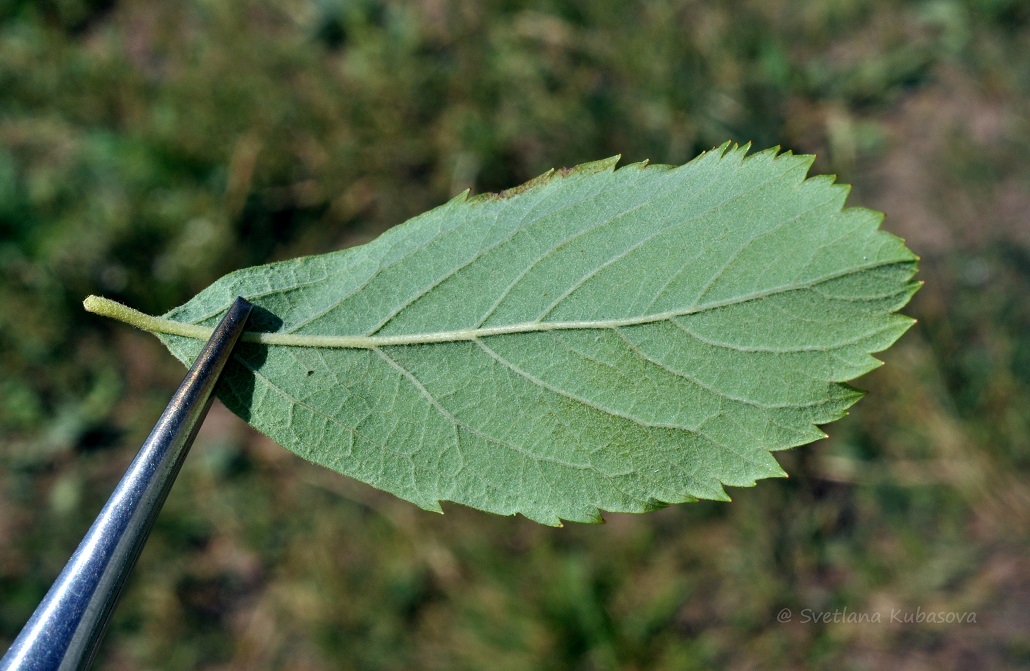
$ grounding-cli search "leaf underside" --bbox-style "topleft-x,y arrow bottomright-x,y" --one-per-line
155,144 -> 918,525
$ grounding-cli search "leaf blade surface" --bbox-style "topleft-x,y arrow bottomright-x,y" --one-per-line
148,145 -> 917,524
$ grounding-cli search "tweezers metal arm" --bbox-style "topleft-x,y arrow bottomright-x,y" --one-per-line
1,297 -> 253,671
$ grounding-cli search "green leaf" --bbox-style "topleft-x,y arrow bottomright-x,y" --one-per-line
86,144 -> 918,525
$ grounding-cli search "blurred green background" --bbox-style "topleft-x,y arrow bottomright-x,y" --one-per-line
1,1 -> 1028,668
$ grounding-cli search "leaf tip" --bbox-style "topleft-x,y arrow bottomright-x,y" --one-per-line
710,484 -> 732,502
641,498 -> 671,513
416,499 -> 445,514
562,154 -> 621,176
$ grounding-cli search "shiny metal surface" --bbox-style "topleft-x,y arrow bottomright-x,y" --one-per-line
1,297 -> 253,671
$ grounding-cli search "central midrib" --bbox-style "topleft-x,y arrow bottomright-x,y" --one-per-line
135,259 -> 899,349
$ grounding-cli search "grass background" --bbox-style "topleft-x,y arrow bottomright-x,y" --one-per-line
1,1 -> 1028,668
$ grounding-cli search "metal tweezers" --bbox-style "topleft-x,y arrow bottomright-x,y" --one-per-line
1,298 -> 254,671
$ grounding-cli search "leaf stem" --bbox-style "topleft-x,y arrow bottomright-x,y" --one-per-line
84,296 -> 215,340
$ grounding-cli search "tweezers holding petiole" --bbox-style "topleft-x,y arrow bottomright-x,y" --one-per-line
1,297 -> 254,671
